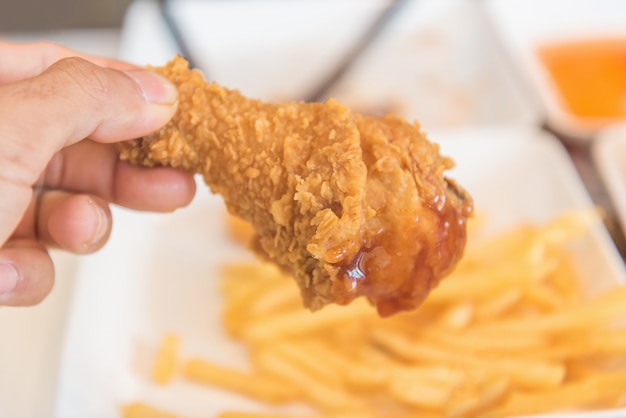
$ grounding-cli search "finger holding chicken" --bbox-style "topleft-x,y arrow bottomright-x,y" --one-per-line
119,56 -> 472,316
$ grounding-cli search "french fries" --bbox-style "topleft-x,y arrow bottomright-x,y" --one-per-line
152,333 -> 179,385
183,358 -> 300,403
124,209 -> 626,417
121,402 -> 179,418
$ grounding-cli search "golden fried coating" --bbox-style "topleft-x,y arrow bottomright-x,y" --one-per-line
119,56 -> 472,316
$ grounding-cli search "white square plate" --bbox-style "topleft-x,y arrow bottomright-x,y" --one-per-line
121,0 -> 389,101
54,126 -> 626,417
118,0 -> 537,129
482,0 -> 626,140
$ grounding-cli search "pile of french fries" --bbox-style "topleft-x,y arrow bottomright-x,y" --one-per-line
123,209 -> 626,418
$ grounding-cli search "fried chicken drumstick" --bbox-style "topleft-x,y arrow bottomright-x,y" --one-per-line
119,57 -> 473,316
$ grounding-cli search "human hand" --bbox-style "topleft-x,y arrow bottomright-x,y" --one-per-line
0,42 -> 196,306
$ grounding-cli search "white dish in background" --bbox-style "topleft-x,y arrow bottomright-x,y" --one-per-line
593,122 -> 626,237
119,0 -> 537,130
482,0 -> 626,140
54,127 -> 626,418
122,0 -> 389,101
323,0 -> 538,129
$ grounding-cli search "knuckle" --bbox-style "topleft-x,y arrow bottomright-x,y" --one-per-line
16,56 -> 112,107
54,57 -> 113,103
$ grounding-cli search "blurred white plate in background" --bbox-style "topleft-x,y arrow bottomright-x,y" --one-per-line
122,0 -> 389,101
119,0 -> 538,130
482,0 -> 626,140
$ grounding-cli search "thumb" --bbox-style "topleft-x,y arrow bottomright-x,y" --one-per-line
0,56 -> 178,245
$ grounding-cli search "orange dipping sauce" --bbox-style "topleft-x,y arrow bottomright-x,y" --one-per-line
537,38 -> 626,119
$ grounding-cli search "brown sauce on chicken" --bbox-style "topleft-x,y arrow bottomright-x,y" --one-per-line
337,185 -> 471,316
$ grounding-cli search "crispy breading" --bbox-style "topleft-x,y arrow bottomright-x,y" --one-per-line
119,56 -> 473,316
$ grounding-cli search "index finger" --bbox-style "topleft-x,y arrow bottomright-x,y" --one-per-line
0,41 -> 139,84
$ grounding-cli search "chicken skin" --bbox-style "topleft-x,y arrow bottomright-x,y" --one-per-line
119,56 -> 473,316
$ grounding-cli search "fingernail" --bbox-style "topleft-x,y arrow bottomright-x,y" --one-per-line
0,262 -> 19,295
88,200 -> 108,247
124,69 -> 178,105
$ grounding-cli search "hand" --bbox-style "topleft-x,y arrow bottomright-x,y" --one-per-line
0,42 -> 196,306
